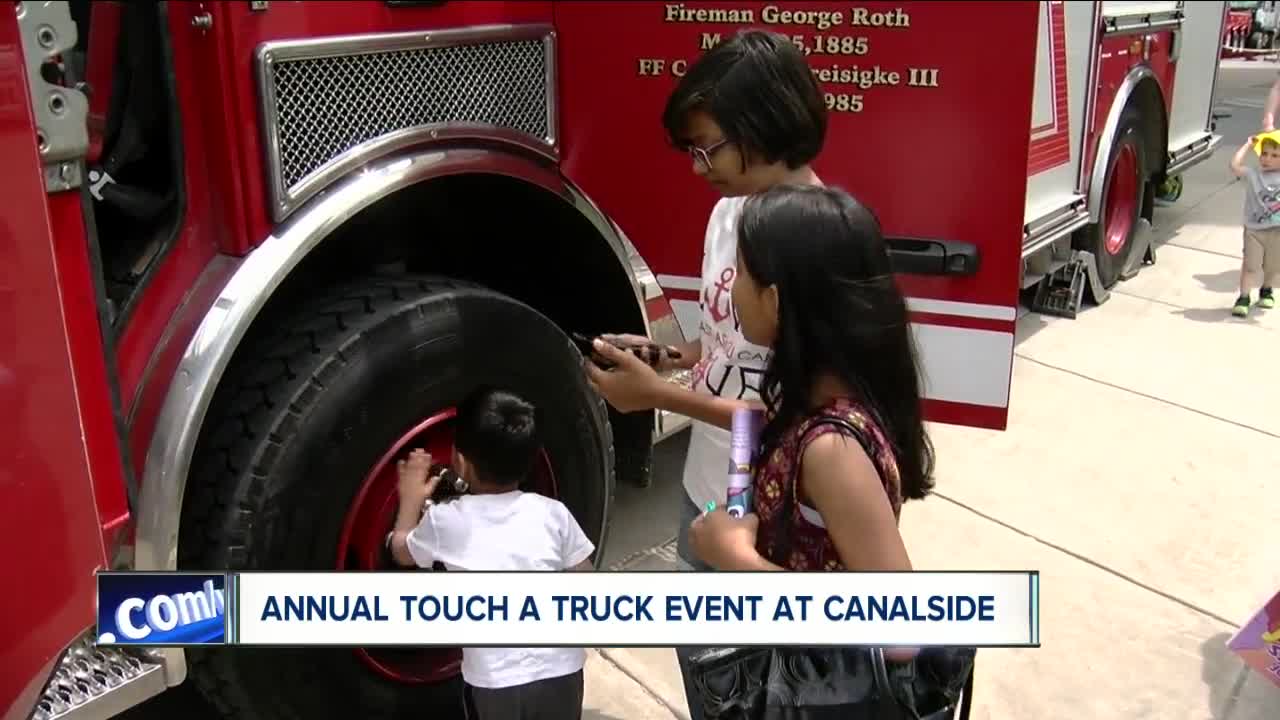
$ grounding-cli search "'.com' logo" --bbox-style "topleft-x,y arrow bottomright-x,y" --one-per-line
96,572 -> 228,646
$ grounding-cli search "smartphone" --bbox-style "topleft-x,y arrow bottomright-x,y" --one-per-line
572,332 -> 617,370
572,333 -> 681,369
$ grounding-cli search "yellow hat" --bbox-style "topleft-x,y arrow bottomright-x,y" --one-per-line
1254,131 -> 1280,155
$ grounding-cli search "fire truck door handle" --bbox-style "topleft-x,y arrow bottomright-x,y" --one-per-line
886,238 -> 980,276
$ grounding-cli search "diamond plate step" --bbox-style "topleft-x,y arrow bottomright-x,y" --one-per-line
31,635 -> 167,720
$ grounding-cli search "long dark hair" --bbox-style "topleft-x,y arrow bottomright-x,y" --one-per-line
737,185 -> 935,500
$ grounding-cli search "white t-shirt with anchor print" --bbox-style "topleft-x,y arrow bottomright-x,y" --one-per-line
681,196 -> 773,513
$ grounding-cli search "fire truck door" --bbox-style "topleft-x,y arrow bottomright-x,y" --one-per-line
1167,1 -> 1228,153
0,5 -> 129,709
555,2 -> 1039,431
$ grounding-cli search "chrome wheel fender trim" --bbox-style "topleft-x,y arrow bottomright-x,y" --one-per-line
135,146 -> 658,587
1087,65 -> 1159,224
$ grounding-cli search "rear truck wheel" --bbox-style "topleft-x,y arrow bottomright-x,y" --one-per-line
1079,107 -> 1148,290
178,275 -> 614,720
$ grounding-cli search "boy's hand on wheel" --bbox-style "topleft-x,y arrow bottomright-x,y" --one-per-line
396,448 -> 440,506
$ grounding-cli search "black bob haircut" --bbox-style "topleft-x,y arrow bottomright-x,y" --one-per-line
453,387 -> 539,487
662,28 -> 827,170
736,185 -> 935,502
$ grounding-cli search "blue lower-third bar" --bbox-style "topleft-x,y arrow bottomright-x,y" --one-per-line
96,571 -> 229,646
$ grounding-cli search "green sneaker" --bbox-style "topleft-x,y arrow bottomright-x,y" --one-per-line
1260,287 -> 1275,309
1233,295 -> 1251,317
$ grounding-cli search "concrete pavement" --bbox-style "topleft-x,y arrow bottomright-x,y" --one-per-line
598,60 -> 1280,720
582,649 -> 681,719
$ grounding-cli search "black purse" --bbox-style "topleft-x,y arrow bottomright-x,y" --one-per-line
686,417 -> 976,720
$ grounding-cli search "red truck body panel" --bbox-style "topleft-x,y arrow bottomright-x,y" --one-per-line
556,1 -> 1038,429
0,12 -> 123,714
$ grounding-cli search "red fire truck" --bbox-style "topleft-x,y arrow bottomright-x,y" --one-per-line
2,2 -> 1224,719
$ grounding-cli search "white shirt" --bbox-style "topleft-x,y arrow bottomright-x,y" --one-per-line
681,197 -> 773,512
405,490 -> 595,689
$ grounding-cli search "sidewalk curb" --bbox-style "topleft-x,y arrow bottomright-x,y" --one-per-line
595,648 -> 691,720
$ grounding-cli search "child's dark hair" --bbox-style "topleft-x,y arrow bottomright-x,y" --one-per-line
737,185 -> 935,501
662,29 -> 827,170
454,387 -> 538,487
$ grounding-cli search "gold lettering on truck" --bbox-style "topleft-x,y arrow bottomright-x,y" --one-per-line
664,4 -> 756,24
849,7 -> 911,28
761,4 -> 845,31
645,3 -> 939,113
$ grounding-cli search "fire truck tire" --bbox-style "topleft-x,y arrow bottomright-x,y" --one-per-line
614,410 -> 654,488
1079,106 -> 1147,290
179,275 -> 614,720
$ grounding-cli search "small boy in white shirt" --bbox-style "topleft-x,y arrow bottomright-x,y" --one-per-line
388,387 -> 594,720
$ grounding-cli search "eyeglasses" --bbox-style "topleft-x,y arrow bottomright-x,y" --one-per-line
686,138 -> 730,170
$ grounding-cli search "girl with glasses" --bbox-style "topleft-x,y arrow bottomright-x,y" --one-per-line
583,28 -> 829,720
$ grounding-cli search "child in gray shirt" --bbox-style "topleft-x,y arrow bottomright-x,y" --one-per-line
1229,134 -> 1280,317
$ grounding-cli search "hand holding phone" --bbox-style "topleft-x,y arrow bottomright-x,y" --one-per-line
572,332 -> 681,371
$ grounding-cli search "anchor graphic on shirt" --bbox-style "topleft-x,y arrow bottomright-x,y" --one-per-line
704,267 -> 736,324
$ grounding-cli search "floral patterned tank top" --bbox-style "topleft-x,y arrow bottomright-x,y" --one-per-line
752,398 -> 903,571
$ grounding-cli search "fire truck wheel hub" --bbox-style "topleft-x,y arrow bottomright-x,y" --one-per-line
336,408 -> 558,684
1104,143 -> 1140,257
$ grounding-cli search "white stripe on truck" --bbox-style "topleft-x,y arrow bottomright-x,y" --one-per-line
655,274 -> 702,291
667,298 -> 1014,411
657,275 -> 1016,322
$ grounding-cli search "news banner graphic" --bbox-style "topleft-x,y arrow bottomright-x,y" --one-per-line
97,571 -> 1039,648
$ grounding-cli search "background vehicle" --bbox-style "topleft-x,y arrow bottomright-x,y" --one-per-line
1022,1 -> 1226,318
1225,2 -> 1256,54
1223,1 -> 1280,52
1,2 -> 1219,719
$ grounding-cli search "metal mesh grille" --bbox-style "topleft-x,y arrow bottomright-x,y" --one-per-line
268,38 -> 549,191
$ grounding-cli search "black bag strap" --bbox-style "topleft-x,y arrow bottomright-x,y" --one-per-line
957,658 -> 975,720
870,647 -> 910,719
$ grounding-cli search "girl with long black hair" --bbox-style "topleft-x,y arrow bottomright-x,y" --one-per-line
687,185 -> 935,634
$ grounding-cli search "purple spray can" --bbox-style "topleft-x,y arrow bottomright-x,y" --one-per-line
726,408 -> 764,518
